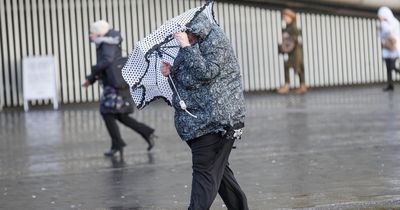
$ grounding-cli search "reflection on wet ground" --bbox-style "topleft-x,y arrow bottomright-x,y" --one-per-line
1,86 -> 400,209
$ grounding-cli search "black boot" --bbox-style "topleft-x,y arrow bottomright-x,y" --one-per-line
383,85 -> 394,91
145,133 -> 156,151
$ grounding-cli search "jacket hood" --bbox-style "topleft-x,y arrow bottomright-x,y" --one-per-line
378,7 -> 395,21
378,6 -> 400,34
378,6 -> 399,27
186,13 -> 215,40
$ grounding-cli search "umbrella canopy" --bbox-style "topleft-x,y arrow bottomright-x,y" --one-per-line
122,1 -> 216,109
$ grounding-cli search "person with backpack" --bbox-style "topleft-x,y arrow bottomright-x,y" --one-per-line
378,7 -> 400,91
82,20 -> 156,159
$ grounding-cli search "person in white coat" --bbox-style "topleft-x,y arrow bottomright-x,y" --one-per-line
378,6 -> 400,91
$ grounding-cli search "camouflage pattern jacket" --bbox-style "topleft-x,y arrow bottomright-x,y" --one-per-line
169,14 -> 246,141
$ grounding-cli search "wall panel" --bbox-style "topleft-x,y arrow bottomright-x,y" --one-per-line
0,0 -> 387,108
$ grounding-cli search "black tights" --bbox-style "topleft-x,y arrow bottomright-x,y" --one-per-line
385,58 -> 400,87
101,113 -> 154,150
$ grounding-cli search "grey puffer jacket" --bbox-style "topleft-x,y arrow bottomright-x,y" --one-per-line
170,13 -> 246,141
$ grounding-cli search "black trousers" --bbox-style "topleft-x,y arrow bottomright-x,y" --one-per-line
385,58 -> 400,87
101,113 -> 154,150
187,133 -> 248,210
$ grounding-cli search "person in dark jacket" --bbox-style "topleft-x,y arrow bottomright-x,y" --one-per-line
82,20 -> 156,159
161,14 -> 248,210
277,8 -> 306,94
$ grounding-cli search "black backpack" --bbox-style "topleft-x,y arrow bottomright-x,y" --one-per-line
106,57 -> 129,89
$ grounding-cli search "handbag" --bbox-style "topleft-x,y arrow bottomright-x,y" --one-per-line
281,31 -> 296,53
100,86 -> 128,112
382,36 -> 397,51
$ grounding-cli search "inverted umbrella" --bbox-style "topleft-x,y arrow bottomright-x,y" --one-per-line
122,1 -> 216,113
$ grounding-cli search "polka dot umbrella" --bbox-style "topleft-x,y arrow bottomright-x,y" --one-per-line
122,1 -> 216,110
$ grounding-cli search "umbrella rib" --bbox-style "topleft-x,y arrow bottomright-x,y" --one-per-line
158,49 -> 176,60
159,45 -> 180,49
145,36 -> 174,59
154,55 -> 159,88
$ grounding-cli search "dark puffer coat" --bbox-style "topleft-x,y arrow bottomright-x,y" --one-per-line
86,29 -> 134,114
169,13 -> 246,141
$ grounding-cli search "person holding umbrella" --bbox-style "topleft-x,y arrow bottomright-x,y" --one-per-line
82,20 -> 156,159
161,13 -> 249,210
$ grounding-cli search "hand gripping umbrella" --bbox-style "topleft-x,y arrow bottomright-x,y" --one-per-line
122,1 -> 216,116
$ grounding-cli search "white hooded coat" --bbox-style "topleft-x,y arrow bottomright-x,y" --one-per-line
378,7 -> 400,59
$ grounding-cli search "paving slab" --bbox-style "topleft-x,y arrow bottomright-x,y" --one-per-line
1,86 -> 400,209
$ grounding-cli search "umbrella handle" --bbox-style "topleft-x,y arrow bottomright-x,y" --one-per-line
179,100 -> 198,118
169,75 -> 198,118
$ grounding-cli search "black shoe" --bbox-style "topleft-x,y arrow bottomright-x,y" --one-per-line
104,148 -> 124,158
104,149 -> 117,157
146,133 -> 157,151
383,85 -> 394,91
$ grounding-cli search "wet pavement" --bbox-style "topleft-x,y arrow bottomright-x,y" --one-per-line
1,86 -> 400,210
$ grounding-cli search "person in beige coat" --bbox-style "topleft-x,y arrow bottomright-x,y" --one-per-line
277,9 -> 306,94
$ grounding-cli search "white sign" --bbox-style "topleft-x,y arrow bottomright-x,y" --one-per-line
23,56 -> 58,111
